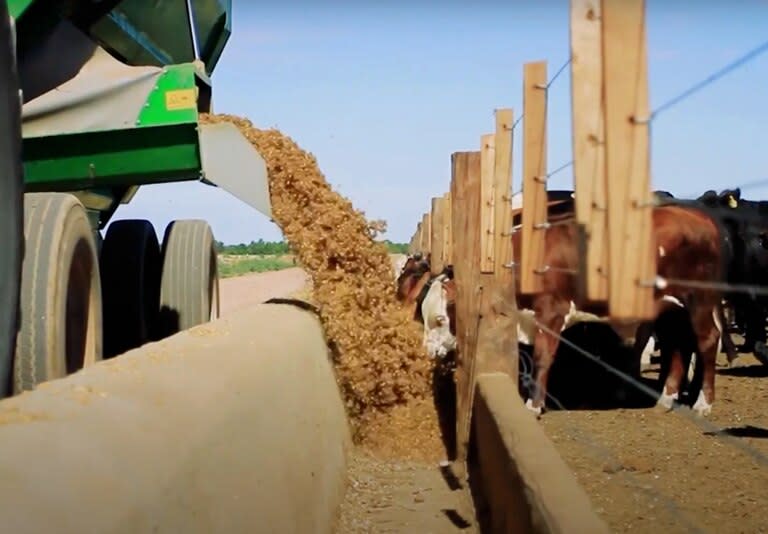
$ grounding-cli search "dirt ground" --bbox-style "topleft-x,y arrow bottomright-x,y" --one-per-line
218,267 -> 310,317
539,349 -> 768,534
219,263 -> 475,533
334,452 -> 477,534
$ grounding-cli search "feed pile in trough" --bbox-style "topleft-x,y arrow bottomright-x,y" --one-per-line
200,113 -> 437,443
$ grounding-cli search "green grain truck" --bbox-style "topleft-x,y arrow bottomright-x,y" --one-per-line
0,0 -> 273,398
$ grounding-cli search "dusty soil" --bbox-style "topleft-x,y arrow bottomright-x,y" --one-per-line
539,350 -> 768,534
218,267 -> 310,317
334,451 -> 477,534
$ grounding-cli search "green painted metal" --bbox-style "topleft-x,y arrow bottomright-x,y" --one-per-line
22,123 -> 200,192
80,0 -> 230,76
8,0 -> 251,229
6,0 -> 34,18
136,63 -> 199,127
8,0 -> 231,76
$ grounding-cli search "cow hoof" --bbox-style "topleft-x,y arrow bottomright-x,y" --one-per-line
525,399 -> 543,417
656,388 -> 678,412
692,391 -> 713,417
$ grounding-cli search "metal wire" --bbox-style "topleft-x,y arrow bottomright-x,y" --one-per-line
651,38 -> 768,121
547,57 -> 572,89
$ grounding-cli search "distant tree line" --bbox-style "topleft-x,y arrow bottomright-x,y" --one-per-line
214,239 -> 291,255
215,239 -> 409,255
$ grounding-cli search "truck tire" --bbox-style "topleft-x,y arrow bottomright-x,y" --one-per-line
0,3 -> 23,398
100,219 -> 161,358
15,193 -> 103,393
157,219 -> 220,338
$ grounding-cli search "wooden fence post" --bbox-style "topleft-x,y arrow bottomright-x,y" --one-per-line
413,222 -> 422,254
430,197 -> 446,274
443,192 -> 453,266
602,0 -> 655,320
492,107 -> 518,383
472,126 -> 519,377
451,151 -> 482,480
519,60 -> 548,295
480,134 -> 496,274
420,213 -> 432,257
571,0 -> 608,304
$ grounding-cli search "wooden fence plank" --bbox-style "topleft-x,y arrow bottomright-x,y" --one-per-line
451,151 -> 482,481
602,0 -> 655,320
420,213 -> 432,256
444,192 -> 453,265
430,197 -> 446,274
571,0 -> 608,303
480,134 -> 496,273
494,108 -> 515,285
519,61 -> 548,295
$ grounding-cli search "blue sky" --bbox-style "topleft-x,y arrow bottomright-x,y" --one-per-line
112,0 -> 768,244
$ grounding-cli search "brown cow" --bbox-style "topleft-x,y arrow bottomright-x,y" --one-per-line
513,203 -> 723,418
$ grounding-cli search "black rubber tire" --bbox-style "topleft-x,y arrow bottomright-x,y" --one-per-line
14,193 -> 103,393
157,219 -> 220,338
100,219 -> 161,358
0,4 -> 23,399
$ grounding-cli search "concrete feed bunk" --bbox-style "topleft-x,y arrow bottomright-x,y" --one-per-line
0,303 -> 351,534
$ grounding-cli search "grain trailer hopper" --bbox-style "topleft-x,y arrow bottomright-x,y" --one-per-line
1,0 -> 273,398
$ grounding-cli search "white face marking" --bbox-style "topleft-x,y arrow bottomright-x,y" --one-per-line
658,245 -> 666,257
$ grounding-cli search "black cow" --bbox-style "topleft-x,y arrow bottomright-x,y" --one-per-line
697,188 -> 768,365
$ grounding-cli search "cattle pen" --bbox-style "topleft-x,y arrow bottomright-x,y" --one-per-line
1,1 -> 768,533
405,1 -> 768,532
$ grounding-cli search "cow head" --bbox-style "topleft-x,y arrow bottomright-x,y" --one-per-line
396,254 -> 431,301
697,190 -> 719,207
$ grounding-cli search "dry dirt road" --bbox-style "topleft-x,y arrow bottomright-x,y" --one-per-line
218,267 -> 311,317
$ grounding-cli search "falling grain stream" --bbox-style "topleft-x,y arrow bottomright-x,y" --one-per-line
199,115 -> 478,532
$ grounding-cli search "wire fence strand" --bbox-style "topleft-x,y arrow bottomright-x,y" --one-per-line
650,38 -> 768,120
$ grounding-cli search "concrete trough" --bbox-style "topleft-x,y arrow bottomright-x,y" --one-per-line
471,372 -> 609,534
0,303 -> 351,534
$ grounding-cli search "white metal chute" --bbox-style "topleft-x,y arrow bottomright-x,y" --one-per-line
197,121 -> 273,219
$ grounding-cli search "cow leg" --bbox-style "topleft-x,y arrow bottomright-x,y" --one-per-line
716,304 -> 738,366
657,347 -> 686,410
690,306 -> 720,416
526,295 -> 568,417
634,321 -> 655,373
655,305 -> 695,411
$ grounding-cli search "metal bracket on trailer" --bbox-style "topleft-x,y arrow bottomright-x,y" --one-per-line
197,122 -> 273,219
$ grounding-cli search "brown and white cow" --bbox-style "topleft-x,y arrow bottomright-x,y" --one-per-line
419,271 -> 457,359
395,254 -> 459,357
512,201 -> 724,418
